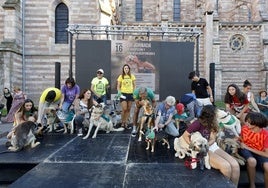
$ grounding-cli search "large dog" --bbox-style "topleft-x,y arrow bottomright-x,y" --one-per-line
174,132 -> 210,169
7,121 -> 40,152
216,109 -> 241,137
83,104 -> 124,139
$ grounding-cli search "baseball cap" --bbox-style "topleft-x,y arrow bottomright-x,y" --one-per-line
165,96 -> 176,106
97,69 -> 104,74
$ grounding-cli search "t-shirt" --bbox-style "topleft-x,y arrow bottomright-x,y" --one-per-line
117,74 -> 136,94
91,77 -> 109,95
133,88 -> 155,101
61,84 -> 80,103
156,103 -> 175,122
241,125 -> 268,151
39,87 -> 61,103
186,120 -> 211,140
230,95 -> 249,113
191,78 -> 209,98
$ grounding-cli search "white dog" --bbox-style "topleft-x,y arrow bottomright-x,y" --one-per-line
216,109 -> 241,137
174,132 -> 210,169
83,105 -> 124,139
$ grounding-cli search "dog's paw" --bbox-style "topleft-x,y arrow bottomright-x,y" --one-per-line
205,164 -> 211,170
175,153 -> 179,157
92,135 -> 97,138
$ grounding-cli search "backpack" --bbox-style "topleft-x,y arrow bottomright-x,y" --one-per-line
180,93 -> 196,106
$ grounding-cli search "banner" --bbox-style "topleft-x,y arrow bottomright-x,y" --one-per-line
111,40 -> 159,97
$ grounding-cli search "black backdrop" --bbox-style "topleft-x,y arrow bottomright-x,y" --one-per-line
75,40 -> 194,101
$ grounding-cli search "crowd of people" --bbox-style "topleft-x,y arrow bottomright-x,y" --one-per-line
0,68 -> 268,188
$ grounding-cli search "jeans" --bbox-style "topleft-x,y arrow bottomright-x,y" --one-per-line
159,116 -> 179,137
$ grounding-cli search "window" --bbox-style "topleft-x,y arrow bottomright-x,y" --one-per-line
173,0 -> 180,21
229,34 -> 246,52
55,3 -> 69,44
136,0 -> 143,21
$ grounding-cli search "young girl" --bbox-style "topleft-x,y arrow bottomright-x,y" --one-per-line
224,83 -> 249,124
74,89 -> 97,136
240,112 -> 268,188
182,105 -> 240,186
117,64 -> 136,129
14,99 -> 38,125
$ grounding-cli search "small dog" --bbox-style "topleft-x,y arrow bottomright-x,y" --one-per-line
174,132 -> 210,169
138,99 -> 155,142
145,128 -> 170,153
83,104 -> 124,139
44,107 -> 61,133
7,121 -> 40,152
56,110 -> 75,134
216,109 -> 241,137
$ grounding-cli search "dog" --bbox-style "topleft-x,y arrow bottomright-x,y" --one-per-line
44,107 -> 62,133
7,121 -> 40,152
83,104 -> 124,139
174,132 -> 210,169
216,109 -> 241,137
217,137 -> 246,166
56,110 -> 75,134
138,99 -> 155,142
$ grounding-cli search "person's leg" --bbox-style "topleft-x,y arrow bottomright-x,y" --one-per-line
247,157 -> 257,188
62,102 -> 71,113
74,115 -> 84,136
37,101 -> 49,124
214,148 -> 240,186
263,162 -> 268,188
120,100 -> 127,127
132,105 -> 140,135
124,101 -> 132,128
164,122 -> 179,137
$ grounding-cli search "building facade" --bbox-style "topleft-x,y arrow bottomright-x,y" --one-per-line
0,0 -> 268,103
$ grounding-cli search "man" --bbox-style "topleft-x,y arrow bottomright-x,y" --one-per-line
37,87 -> 61,126
132,87 -> 156,136
91,69 -> 110,104
188,71 -> 213,106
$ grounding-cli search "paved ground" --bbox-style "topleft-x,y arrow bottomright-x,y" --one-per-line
0,121 -> 264,188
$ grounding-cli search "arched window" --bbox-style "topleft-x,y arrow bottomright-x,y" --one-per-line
173,0 -> 180,21
55,3 -> 68,44
136,0 -> 143,21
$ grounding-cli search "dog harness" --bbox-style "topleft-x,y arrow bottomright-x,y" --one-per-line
101,114 -> 110,122
219,114 -> 236,128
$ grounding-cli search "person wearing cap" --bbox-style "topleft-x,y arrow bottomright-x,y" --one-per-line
36,87 -> 62,126
91,69 -> 110,104
154,96 -> 179,137
132,87 -> 156,136
255,89 -> 268,117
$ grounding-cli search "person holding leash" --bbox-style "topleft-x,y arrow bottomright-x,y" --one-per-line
132,87 -> 156,136
90,69 -> 110,104
181,105 -> 240,186
117,64 -> 136,129
36,87 -> 62,126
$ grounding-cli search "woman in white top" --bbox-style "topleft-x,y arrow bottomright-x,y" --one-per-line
74,89 -> 97,136
242,80 -> 260,113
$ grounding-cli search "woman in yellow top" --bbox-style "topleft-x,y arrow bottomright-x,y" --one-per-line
36,87 -> 61,126
117,64 -> 136,129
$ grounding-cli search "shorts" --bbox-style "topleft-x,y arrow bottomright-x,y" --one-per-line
239,148 -> 268,167
209,142 -> 219,152
120,93 -> 134,102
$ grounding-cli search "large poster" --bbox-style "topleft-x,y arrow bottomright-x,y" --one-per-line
111,41 -> 160,98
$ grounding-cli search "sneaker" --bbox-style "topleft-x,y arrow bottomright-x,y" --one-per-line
77,129 -> 83,136
131,128 -> 137,137
55,126 -> 65,133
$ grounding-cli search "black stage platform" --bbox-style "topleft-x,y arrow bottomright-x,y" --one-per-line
0,128 -> 257,188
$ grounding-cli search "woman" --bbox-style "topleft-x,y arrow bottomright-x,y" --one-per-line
2,88 -> 13,113
59,77 -> 80,113
14,99 -> 38,125
74,89 -> 97,136
224,83 -> 249,124
242,80 -> 260,113
255,90 -> 268,117
2,86 -> 26,123
182,105 -> 240,186
154,96 -> 179,137
117,64 -> 136,129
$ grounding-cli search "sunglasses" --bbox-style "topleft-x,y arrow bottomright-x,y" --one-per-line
97,72 -> 103,74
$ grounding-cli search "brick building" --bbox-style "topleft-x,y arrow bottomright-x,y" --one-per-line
0,0 -> 268,103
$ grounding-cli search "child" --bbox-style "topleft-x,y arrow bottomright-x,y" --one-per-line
173,103 -> 188,130
240,112 -> 268,188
